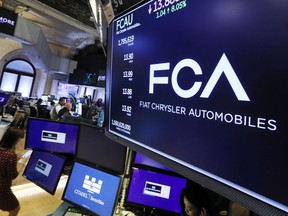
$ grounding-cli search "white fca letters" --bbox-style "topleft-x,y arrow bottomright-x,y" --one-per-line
149,53 -> 250,101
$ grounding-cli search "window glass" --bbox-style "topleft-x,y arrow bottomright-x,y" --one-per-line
18,75 -> 33,97
5,60 -> 34,74
0,59 -> 35,97
0,72 -> 17,91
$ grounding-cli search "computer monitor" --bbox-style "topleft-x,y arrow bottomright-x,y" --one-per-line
25,118 -> 79,154
127,167 -> 187,214
62,161 -> 121,216
57,82 -> 79,97
76,123 -> 127,174
0,92 -> 10,106
134,152 -> 173,172
22,150 -> 66,195
105,1 -> 288,215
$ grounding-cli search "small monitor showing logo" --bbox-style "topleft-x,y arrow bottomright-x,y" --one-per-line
41,130 -> 66,144
35,159 -> 52,176
143,181 -> 171,199
82,175 -> 103,194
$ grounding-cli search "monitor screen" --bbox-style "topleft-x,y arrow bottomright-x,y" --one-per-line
25,118 -> 79,154
76,124 -> 127,174
0,7 -> 18,36
62,162 -> 121,216
83,72 -> 97,86
57,82 -> 79,97
22,150 -> 66,195
106,1 -> 288,215
0,92 -> 10,106
127,167 -> 187,214
134,152 -> 172,172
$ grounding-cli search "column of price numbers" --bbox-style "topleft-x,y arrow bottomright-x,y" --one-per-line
119,35 -> 135,117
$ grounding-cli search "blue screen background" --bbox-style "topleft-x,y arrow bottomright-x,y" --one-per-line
63,162 -> 121,216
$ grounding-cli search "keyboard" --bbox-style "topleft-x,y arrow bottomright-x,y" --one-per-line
63,207 -> 91,216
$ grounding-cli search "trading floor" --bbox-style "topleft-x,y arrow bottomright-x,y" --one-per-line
0,130 -> 251,216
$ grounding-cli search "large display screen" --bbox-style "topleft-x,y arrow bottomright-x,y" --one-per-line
0,92 -> 10,106
62,162 -> 121,216
0,7 -> 18,36
134,152 -> 172,172
25,118 -> 79,154
57,82 -> 79,97
127,167 -> 187,214
76,124 -> 127,174
23,150 -> 66,195
106,0 -> 288,215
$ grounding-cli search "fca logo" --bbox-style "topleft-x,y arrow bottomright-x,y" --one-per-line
82,175 -> 103,194
149,53 -> 250,101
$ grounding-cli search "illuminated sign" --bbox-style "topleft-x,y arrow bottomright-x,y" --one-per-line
0,7 -> 18,36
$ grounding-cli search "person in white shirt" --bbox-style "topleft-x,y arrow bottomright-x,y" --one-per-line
50,97 -> 65,120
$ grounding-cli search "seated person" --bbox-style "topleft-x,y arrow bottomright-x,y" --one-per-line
33,98 -> 47,118
180,183 -> 215,216
57,102 -> 72,120
46,101 -> 55,111
3,97 -> 19,117
50,97 -> 65,120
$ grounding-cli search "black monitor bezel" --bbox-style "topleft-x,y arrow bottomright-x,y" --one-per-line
75,122 -> 128,175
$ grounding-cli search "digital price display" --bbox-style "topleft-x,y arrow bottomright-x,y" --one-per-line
107,0 -> 288,214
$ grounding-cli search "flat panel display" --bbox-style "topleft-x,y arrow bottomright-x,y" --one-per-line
76,123 -> 127,174
0,7 -> 18,36
134,152 -> 172,172
106,0 -> 288,215
127,167 -> 187,214
23,150 -> 66,195
57,82 -> 79,97
0,92 -> 10,106
25,118 -> 79,154
62,162 -> 121,216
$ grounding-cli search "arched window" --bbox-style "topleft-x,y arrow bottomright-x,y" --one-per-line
0,59 -> 35,97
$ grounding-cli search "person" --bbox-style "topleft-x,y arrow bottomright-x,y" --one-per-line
180,183 -> 214,216
68,93 -> 77,112
41,101 -> 55,119
34,98 -> 43,108
3,97 -> 19,117
33,98 -> 44,118
46,101 -> 55,111
50,97 -> 65,120
87,98 -> 104,121
0,127 -> 24,216
57,102 -> 72,120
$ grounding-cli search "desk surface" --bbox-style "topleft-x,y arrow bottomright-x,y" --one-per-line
0,120 -> 11,127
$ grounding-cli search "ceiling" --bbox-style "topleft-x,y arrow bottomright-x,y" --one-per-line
1,0 -> 114,58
